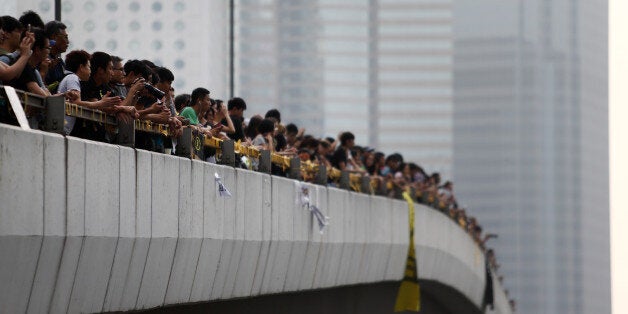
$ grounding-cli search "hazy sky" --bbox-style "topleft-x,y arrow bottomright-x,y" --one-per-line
609,1 -> 625,313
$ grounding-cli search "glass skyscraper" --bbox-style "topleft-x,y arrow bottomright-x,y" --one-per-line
234,0 -> 453,179
453,1 -> 609,313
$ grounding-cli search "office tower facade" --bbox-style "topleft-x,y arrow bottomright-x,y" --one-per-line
453,1 -> 609,313
235,0 -> 453,178
374,0 -> 453,179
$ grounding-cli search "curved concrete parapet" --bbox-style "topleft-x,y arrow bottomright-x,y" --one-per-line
0,124 -> 509,314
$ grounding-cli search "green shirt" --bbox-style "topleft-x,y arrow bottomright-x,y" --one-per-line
179,106 -> 199,125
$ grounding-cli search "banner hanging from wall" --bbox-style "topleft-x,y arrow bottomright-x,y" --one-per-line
214,172 -> 232,198
394,190 -> 421,312
296,183 -> 330,234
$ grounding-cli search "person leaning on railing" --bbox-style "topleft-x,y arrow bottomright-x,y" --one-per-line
179,87 -> 220,138
58,50 -> 122,135
69,51 -> 136,142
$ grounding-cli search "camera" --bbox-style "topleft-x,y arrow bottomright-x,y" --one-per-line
144,83 -> 165,99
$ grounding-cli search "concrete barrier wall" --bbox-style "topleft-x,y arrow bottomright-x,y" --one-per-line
0,124 -> 508,314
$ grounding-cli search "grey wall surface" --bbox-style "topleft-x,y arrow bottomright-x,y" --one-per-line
0,124 -> 509,314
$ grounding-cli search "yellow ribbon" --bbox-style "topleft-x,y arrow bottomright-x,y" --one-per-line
394,190 -> 421,312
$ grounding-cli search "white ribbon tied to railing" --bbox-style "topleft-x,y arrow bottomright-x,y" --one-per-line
297,182 -> 330,234
215,172 -> 232,198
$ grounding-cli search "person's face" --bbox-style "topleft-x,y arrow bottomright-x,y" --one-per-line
365,154 -> 375,166
52,29 -> 69,53
234,107 -> 244,117
7,29 -> 22,50
318,144 -> 327,155
111,61 -> 124,84
299,151 -> 310,162
105,61 -> 114,82
200,94 -> 211,113
155,80 -> 172,95
33,38 -> 51,63
96,61 -> 113,83
123,71 -> 139,86
77,60 -> 91,81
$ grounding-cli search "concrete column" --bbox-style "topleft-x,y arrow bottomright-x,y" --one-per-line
102,145 -> 137,312
136,153 -> 180,309
0,126 -> 45,313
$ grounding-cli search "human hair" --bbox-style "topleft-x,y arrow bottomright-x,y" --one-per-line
90,51 -> 111,74
409,163 -> 419,172
19,10 -> 44,29
431,172 -> 441,185
147,68 -> 159,85
386,153 -> 404,164
124,59 -> 151,80
141,59 -> 156,69
174,93 -> 191,112
300,136 -> 319,150
44,20 -> 66,38
245,115 -> 263,139
265,108 -> 281,123
31,27 -> 47,50
214,99 -> 224,111
65,50 -> 90,73
257,118 -> 275,135
286,123 -> 298,135
190,87 -> 210,107
227,97 -> 247,110
111,55 -> 122,64
319,140 -> 330,149
155,67 -> 174,83
0,16 -> 23,33
339,132 -> 355,146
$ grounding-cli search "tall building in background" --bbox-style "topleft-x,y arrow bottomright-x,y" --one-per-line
234,0 -> 325,135
235,0 -> 453,179
453,1 -> 609,313
375,0 -> 453,179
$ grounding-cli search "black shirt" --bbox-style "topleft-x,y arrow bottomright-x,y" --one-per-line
72,78 -> 115,142
81,77 -> 115,101
224,115 -> 245,142
331,147 -> 348,169
8,63 -> 38,92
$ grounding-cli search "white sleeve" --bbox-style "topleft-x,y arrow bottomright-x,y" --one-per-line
58,74 -> 81,93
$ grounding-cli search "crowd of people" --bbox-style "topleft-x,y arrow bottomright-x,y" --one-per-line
0,10 -> 511,310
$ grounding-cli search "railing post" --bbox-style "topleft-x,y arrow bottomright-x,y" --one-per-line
258,150 -> 271,173
117,119 -> 135,147
315,164 -> 327,185
339,171 -> 350,190
43,95 -> 64,134
361,175 -> 371,194
288,157 -> 301,180
191,130 -> 205,160
176,127 -> 193,158
221,139 -> 236,166
377,178 -> 387,196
